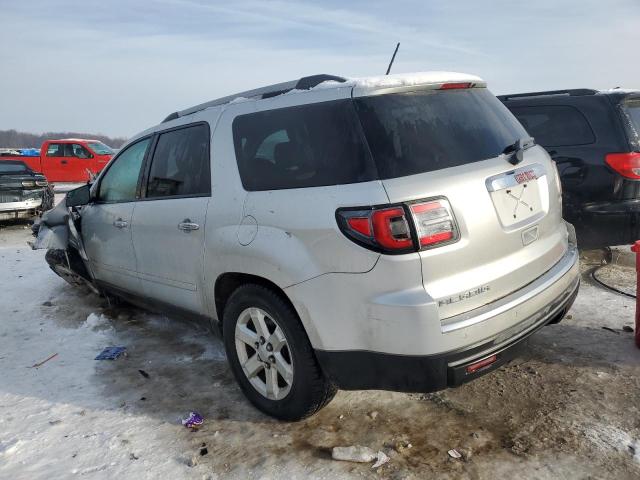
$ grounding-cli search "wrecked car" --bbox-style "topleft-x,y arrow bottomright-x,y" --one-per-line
34,72 -> 580,421
0,160 -> 54,220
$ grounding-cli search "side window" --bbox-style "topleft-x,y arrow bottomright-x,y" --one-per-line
509,105 -> 595,147
232,100 -> 376,191
98,138 -> 150,203
146,124 -> 210,198
46,143 -> 63,156
64,143 -> 91,158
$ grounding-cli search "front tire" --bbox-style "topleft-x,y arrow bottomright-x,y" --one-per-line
222,284 -> 336,421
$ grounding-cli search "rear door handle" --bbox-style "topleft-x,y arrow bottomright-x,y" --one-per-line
178,219 -> 200,232
61,160 -> 68,165
113,218 -> 128,229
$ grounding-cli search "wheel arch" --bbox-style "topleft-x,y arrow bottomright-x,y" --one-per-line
213,272 -> 320,347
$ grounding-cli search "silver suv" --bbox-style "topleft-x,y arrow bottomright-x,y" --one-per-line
37,72 -> 580,420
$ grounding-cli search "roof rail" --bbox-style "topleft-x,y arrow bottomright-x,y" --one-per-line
498,89 -> 598,101
162,74 -> 347,123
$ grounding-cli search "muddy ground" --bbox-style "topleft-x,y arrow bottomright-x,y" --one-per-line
1,220 -> 639,479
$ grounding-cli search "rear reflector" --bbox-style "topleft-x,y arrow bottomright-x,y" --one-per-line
605,152 -> 640,179
439,82 -> 472,90
465,355 -> 497,374
347,217 -> 371,237
410,200 -> 457,248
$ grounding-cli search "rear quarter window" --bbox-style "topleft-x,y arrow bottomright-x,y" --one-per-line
620,99 -> 640,150
232,99 -> 377,191
508,105 -> 595,147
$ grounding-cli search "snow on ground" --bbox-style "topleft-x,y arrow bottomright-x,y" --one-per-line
0,220 -> 639,479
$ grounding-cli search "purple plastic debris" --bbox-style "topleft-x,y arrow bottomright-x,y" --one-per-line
95,346 -> 126,360
181,412 -> 204,430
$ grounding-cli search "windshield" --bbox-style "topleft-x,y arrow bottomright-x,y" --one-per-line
621,99 -> 640,150
0,161 -> 30,174
88,142 -> 114,155
353,88 -> 529,179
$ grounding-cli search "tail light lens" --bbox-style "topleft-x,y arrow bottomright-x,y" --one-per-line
372,207 -> 413,250
336,197 -> 459,254
605,152 -> 640,179
439,82 -> 473,90
409,199 -> 458,248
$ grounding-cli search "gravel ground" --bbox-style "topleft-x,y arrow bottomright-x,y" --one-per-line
0,220 -> 639,479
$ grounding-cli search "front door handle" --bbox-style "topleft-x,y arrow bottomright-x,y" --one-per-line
61,160 -> 68,165
178,219 -> 200,232
113,218 -> 128,229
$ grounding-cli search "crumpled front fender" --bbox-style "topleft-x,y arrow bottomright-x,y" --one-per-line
32,199 -> 70,250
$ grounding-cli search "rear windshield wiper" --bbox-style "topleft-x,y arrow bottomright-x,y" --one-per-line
502,137 -> 535,165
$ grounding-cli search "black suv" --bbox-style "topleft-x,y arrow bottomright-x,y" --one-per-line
500,89 -> 640,248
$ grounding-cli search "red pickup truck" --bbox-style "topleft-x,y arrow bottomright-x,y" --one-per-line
0,139 -> 114,183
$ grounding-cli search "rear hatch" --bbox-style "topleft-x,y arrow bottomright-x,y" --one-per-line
353,85 -> 567,319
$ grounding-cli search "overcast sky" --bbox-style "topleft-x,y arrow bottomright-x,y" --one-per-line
1,0 -> 638,138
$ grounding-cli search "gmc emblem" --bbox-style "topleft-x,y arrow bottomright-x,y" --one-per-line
514,170 -> 537,184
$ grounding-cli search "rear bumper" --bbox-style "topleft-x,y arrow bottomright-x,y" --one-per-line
316,273 -> 579,392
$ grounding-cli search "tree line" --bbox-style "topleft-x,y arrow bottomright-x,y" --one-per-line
0,129 -> 127,149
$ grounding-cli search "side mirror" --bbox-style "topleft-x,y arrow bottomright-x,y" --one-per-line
66,184 -> 91,207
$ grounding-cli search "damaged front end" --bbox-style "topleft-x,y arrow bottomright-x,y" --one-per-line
32,190 -> 99,294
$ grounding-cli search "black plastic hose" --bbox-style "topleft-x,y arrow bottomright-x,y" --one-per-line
590,265 -> 636,299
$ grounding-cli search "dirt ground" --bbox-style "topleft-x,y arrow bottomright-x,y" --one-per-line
1,219 -> 639,479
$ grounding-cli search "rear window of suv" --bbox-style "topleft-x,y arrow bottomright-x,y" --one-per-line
232,100 -> 377,191
354,88 -> 528,179
508,105 -> 595,147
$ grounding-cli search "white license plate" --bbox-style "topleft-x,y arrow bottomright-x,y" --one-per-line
486,164 -> 547,229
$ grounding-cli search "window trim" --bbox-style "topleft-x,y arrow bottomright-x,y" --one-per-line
93,135 -> 154,205
509,104 -> 596,147
138,121 -> 212,202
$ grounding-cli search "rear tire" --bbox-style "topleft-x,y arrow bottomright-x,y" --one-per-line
222,284 -> 336,421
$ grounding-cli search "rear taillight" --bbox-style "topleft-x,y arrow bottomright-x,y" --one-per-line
409,199 -> 457,248
336,197 -> 459,254
439,82 -> 472,90
605,152 -> 640,179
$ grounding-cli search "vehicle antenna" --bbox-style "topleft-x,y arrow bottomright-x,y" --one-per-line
385,42 -> 400,75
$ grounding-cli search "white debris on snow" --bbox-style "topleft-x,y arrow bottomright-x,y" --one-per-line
332,446 -> 378,463
448,448 -> 462,459
331,446 -> 391,468
371,451 -> 390,469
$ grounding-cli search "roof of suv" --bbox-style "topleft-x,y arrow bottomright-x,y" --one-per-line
498,88 -> 640,102
162,71 -> 485,123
